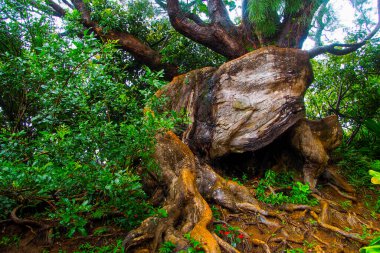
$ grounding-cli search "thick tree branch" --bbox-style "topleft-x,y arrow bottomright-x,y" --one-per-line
277,1 -> 321,48
166,0 -> 211,37
156,0 -> 206,26
167,0 -> 246,59
239,0 -> 260,49
45,0 -> 67,17
207,0 -> 233,26
47,0 -> 178,79
185,12 -> 207,26
308,0 -> 380,58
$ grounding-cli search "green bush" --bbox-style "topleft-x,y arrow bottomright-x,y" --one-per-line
255,170 -> 318,206
0,27 -> 183,236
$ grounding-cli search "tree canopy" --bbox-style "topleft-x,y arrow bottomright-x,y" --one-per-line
10,0 -> 379,79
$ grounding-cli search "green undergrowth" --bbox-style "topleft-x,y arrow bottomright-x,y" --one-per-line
255,170 -> 318,206
0,32 -> 187,239
158,233 -> 205,253
336,145 -> 380,213
337,147 -> 380,188
72,240 -> 125,253
214,224 -> 245,248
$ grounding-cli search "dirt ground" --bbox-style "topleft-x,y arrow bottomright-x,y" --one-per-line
1,180 -> 379,253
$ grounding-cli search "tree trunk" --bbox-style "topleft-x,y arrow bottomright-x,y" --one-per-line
122,47 -> 369,252
159,47 -> 311,156
157,46 -> 345,187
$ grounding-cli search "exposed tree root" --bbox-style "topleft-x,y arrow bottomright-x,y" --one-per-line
212,233 -> 241,253
122,217 -> 158,252
270,236 -> 304,245
279,203 -> 321,213
0,219 -> 12,224
197,163 -> 284,221
9,205 -> 52,246
251,239 -> 271,253
122,131 -> 378,252
323,166 -> 355,193
312,193 -> 347,213
312,234 -> 329,246
123,132 -> 286,252
11,205 -> 50,230
310,210 -> 369,245
123,132 -> 220,252
326,183 -> 357,201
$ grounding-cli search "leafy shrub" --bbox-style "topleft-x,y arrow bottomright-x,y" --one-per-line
0,28 -> 183,236
159,241 -> 176,253
255,170 -> 318,206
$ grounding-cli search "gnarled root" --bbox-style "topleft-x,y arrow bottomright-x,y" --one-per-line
123,132 -> 219,252
122,131 -> 376,252
310,210 -> 369,245
123,132 -> 281,252
197,163 -> 283,223
10,205 -> 52,246
309,200 -> 370,245
212,233 -> 241,253
11,205 -> 50,230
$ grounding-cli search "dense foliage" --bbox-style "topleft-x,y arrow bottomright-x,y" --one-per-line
255,170 -> 318,206
306,42 -> 380,186
0,10 -> 185,237
305,41 -> 380,212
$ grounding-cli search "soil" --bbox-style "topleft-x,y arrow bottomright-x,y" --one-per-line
1,178 -> 379,253
214,181 -> 380,253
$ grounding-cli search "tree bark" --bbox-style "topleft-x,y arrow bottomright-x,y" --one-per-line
157,46 -> 346,190
167,0 -> 247,59
159,46 -> 313,158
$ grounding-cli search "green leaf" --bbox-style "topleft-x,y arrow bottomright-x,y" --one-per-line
360,245 -> 380,253
157,208 -> 168,218
369,236 -> 380,246
77,227 -> 88,236
364,119 -> 380,137
369,170 -> 380,184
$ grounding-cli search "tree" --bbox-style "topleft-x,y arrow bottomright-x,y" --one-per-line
306,42 -> 380,146
1,0 -> 380,252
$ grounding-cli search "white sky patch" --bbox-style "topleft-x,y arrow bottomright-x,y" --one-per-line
332,0 -> 356,27
303,0 -> 378,49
